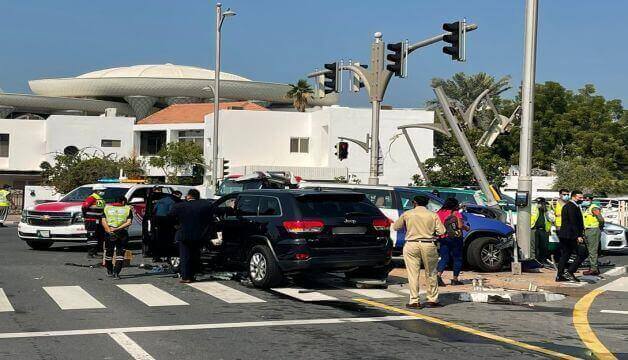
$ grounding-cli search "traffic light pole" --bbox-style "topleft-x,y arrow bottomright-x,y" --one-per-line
515,0 -> 539,262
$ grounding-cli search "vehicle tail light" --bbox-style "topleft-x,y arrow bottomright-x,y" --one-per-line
372,218 -> 392,231
295,253 -> 310,260
283,220 -> 325,233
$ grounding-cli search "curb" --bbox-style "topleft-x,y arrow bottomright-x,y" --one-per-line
603,266 -> 627,277
459,290 -> 566,304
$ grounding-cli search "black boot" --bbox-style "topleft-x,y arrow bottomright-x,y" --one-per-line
105,260 -> 114,277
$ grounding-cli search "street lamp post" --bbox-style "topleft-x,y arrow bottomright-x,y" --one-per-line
211,3 -> 236,192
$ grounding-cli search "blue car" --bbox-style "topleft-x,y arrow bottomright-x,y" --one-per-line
299,183 -> 515,272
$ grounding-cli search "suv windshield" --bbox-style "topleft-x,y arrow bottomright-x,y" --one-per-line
61,186 -> 129,203
217,180 -> 264,196
297,194 -> 382,218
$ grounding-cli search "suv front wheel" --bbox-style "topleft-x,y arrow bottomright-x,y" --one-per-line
248,245 -> 284,288
468,237 -> 507,272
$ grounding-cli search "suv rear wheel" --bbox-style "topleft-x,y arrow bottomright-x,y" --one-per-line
468,237 -> 506,272
26,240 -> 53,250
248,245 -> 283,288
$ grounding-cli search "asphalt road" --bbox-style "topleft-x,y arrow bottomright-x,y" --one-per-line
0,226 -> 626,360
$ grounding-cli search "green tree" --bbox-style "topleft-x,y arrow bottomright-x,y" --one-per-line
554,157 -> 627,195
286,79 -> 314,112
40,150 -> 145,194
148,141 -> 204,184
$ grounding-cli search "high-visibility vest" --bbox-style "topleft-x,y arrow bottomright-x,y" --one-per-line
531,204 -> 552,232
554,201 -> 564,228
583,204 -> 600,229
103,205 -> 131,228
84,193 -> 106,218
0,190 -> 10,207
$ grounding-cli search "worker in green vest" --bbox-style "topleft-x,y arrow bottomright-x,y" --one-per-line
0,185 -> 13,226
553,188 -> 570,231
101,196 -> 133,279
530,197 -> 553,264
581,194 -> 604,276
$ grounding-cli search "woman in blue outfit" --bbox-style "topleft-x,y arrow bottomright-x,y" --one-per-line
436,198 -> 469,286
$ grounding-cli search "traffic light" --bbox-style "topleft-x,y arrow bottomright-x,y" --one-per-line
323,62 -> 340,94
350,63 -> 368,92
442,20 -> 466,61
386,41 -> 407,77
217,158 -> 230,178
335,141 -> 349,161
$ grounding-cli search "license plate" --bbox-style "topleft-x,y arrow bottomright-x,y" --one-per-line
332,226 -> 367,235
37,230 -> 51,238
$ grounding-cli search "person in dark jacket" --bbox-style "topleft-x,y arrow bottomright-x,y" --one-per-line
556,190 -> 589,282
168,189 -> 212,283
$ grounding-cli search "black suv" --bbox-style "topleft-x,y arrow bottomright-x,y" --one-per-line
209,190 -> 393,288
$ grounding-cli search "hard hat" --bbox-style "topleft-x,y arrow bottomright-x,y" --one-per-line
92,184 -> 107,191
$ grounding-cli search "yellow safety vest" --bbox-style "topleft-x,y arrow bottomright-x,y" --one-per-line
554,201 -> 564,228
0,190 -> 9,207
583,204 -> 600,229
531,204 -> 551,232
91,193 -> 106,209
103,205 -> 131,228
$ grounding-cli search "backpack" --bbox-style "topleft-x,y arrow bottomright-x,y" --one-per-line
443,211 -> 462,238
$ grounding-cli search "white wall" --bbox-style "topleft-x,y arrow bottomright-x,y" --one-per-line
502,175 -> 558,199
0,118 -> 45,171
45,115 -> 135,163
206,106 -> 434,186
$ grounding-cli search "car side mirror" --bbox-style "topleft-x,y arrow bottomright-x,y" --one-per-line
129,197 -> 145,205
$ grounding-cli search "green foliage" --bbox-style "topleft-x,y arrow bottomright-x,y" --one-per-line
40,151 -> 145,194
554,157 -> 627,195
148,141 -> 204,184
286,79 -> 314,112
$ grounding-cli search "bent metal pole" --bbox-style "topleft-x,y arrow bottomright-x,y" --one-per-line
515,0 -> 539,260
433,86 -> 497,207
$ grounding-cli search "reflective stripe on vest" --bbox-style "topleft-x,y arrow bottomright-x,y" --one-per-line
85,193 -> 106,217
530,205 -> 551,232
0,190 -> 9,207
583,204 -> 600,229
103,205 -> 131,228
554,201 -> 564,227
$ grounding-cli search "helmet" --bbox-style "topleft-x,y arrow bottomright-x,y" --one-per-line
92,184 -> 107,191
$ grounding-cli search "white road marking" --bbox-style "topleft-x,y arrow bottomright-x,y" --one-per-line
399,289 -> 427,295
0,316 -> 415,339
43,286 -> 106,310
344,288 -> 403,299
271,288 -> 338,301
117,284 -> 188,307
600,310 -> 628,315
603,266 -> 627,277
0,289 -> 14,312
109,332 -> 155,360
599,277 -> 628,292
188,282 -> 265,303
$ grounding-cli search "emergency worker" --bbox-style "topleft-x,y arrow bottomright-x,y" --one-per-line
582,194 -> 604,276
82,185 -> 107,258
553,189 -> 570,231
0,185 -> 13,226
101,196 -> 133,279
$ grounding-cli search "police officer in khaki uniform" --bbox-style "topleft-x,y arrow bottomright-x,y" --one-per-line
393,195 -> 445,309
101,196 -> 133,279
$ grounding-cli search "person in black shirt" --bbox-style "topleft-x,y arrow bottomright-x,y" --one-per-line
168,189 -> 213,283
556,190 -> 589,282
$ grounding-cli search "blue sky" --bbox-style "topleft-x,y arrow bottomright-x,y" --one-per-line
1,0 -> 626,108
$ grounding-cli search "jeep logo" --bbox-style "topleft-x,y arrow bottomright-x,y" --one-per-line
344,219 -> 357,224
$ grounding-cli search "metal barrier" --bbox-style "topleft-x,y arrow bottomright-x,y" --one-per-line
10,189 -> 23,214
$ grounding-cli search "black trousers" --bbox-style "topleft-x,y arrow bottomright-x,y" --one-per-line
104,230 -> 129,275
532,228 -> 549,262
179,241 -> 201,281
85,220 -> 103,255
557,238 -> 588,275
153,216 -> 175,257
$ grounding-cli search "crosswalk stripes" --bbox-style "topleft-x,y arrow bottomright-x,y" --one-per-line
117,284 -> 189,307
188,282 -> 266,303
0,289 -> 14,312
271,287 -> 338,302
344,288 -> 404,299
43,286 -> 106,310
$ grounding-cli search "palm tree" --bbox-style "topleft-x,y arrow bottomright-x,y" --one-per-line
286,79 -> 314,112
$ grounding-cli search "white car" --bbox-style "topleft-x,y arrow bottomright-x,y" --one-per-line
549,223 -> 627,253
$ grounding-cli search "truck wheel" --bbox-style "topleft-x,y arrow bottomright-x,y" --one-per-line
248,245 -> 283,288
468,237 -> 506,272
26,241 -> 53,250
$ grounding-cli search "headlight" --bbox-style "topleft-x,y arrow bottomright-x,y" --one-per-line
73,212 -> 84,224
603,229 -> 623,235
20,211 -> 27,223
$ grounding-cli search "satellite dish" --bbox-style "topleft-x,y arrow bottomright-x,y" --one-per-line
64,146 -> 79,156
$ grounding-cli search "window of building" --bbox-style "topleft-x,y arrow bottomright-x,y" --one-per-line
140,131 -> 166,156
101,139 -> 121,148
0,134 -> 9,157
178,130 -> 204,148
290,137 -> 309,153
